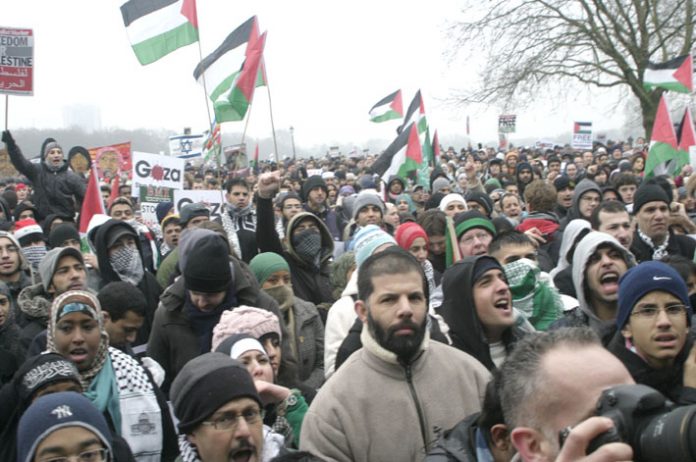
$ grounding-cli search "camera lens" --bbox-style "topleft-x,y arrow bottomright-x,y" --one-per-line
639,404 -> 696,461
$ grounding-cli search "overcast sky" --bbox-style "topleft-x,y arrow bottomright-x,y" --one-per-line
2,0 -> 629,151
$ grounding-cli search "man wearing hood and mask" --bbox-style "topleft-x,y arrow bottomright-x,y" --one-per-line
249,252 -> 325,389
551,231 -> 634,333
217,177 -> 258,263
256,173 -> 336,311
558,178 -> 601,231
108,196 -> 158,273
13,218 -> 48,275
94,219 -> 162,350
2,131 -> 85,221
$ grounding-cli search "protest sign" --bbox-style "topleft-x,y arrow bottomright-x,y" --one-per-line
89,142 -> 132,179
138,186 -> 174,230
173,189 -> 225,221
0,27 -> 33,95
498,115 -> 516,134
132,151 -> 184,191
571,121 -> 593,150
169,133 -> 205,159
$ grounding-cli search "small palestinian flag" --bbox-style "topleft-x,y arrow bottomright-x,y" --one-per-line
121,0 -> 199,65
643,55 -> 693,94
369,90 -> 403,123
645,95 -> 682,178
372,122 -> 423,183
193,16 -> 267,122
574,121 -> 592,134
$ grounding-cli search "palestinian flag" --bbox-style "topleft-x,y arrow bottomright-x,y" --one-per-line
372,122 -> 423,183
121,0 -> 199,65
398,90 -> 427,135
645,95 -> 681,178
643,55 -> 693,94
432,129 -> 440,163
676,107 -> 695,173
369,90 -> 403,123
79,164 -> 107,253
193,16 -> 267,123
574,121 -> 592,134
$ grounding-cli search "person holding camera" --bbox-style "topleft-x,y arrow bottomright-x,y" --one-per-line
499,328 -> 634,461
607,261 -> 696,405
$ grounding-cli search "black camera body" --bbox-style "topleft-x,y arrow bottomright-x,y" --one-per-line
588,384 -> 696,461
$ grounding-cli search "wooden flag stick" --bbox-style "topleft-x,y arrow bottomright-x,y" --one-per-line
446,215 -> 462,263
263,61 -> 279,164
4,95 -> 8,131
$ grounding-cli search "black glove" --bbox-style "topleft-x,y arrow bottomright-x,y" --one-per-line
1,130 -> 13,145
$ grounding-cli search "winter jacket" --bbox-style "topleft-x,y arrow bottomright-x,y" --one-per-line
146,261 -> 296,395
16,283 -> 52,350
440,256 -> 527,371
630,229 -> 696,263
290,296 -> 325,389
94,220 -> 162,347
257,198 -> 335,308
606,330 -> 696,406
550,232 -> 633,333
303,203 -> 341,241
299,328 -> 490,462
424,412 -> 480,462
4,132 -> 85,221
216,204 -> 258,263
323,271 -> 358,379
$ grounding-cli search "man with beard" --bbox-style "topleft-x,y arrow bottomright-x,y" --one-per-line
590,200 -> 634,250
218,178 -> 258,263
300,248 -> 489,461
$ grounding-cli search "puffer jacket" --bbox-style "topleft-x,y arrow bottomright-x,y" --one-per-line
3,131 -> 85,220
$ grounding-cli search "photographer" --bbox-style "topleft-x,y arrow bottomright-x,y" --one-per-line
499,328 -> 634,461
607,261 -> 696,405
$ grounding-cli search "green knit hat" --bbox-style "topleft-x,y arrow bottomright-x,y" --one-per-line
249,252 -> 290,286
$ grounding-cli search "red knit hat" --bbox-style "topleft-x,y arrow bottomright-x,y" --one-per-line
395,222 -> 429,251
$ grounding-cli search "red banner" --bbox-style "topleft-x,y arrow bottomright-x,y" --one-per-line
88,142 -> 132,179
0,27 -> 34,95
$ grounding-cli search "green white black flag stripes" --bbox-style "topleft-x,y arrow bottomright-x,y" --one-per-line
643,55 -> 693,93
121,0 -> 199,65
193,16 -> 266,122
368,90 -> 403,123
372,122 -> 423,183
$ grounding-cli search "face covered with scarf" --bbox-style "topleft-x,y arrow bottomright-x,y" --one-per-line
22,242 -> 47,269
108,233 -> 144,285
291,217 -> 322,267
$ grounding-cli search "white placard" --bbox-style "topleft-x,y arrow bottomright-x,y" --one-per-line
132,151 -> 185,191
173,189 -> 225,220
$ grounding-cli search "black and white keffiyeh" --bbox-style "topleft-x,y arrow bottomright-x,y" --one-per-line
109,245 -> 144,285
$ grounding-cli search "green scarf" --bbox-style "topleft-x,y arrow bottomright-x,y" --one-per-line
84,355 -> 122,434
504,259 -> 562,331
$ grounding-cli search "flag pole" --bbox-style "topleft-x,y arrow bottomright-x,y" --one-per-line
4,95 -> 8,131
265,78 -> 279,165
241,100 -> 254,144
193,2 -> 213,130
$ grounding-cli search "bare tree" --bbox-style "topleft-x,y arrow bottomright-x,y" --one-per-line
450,0 -> 696,137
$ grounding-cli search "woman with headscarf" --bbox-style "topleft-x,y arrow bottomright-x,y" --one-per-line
0,281 -> 26,384
46,290 -> 178,461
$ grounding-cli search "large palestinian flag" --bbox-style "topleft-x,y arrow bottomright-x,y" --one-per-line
645,95 -> 683,178
643,55 -> 693,94
369,90 -> 403,123
121,0 -> 199,65
372,122 -> 423,183
193,16 -> 267,122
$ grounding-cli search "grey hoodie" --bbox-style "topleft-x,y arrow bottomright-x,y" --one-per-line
566,178 -> 601,223
571,231 -> 634,331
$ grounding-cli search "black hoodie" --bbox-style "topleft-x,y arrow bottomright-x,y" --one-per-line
439,255 -> 525,371
94,220 -> 162,346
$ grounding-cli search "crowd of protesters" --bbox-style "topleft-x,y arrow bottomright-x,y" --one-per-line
2,127 -> 696,461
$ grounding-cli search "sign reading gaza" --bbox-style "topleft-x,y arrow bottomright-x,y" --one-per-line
173,190 -> 224,220
131,151 -> 184,191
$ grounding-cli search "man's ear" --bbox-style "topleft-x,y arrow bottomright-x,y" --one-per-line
490,423 -> 512,452
102,311 -> 111,324
510,427 -> 546,462
621,323 -> 632,340
355,300 -> 368,323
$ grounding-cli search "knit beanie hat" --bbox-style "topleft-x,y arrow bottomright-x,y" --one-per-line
48,223 -> 80,249
553,176 -> 575,191
18,392 -> 112,462
353,224 -> 397,269
275,191 -> 302,209
339,185 -> 355,196
216,333 -> 268,361
633,184 -> 669,213
155,201 -> 174,224
617,261 -> 692,329
39,247 -> 84,292
43,141 -> 63,158
439,193 -> 467,212
432,177 -> 451,195
184,234 -> 232,293
170,352 -> 261,434
249,252 -> 289,286
179,202 -> 210,227
211,306 -> 282,351
395,222 -> 429,251
13,202 -> 37,222
453,210 -> 496,238
14,218 -> 44,246
465,191 -> 494,216
484,178 -> 502,195
302,175 -> 328,201
352,192 -> 385,220
16,353 -> 81,403
516,161 -> 532,174
473,256 -> 504,283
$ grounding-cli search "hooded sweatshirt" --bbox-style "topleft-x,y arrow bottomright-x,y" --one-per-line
439,256 -> 526,371
559,179 -> 601,230
556,231 -> 634,332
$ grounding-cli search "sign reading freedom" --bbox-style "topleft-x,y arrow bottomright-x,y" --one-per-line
0,27 -> 33,95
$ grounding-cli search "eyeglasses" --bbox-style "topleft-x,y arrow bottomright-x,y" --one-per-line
460,232 -> 492,246
631,304 -> 688,319
40,447 -> 110,462
201,408 -> 263,431
283,204 -> 303,210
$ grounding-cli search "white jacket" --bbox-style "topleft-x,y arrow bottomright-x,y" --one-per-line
323,271 -> 359,379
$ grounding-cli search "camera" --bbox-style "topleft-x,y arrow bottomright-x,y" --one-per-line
587,384 -> 696,461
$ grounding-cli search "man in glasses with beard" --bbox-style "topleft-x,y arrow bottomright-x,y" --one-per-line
300,247 -> 490,462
